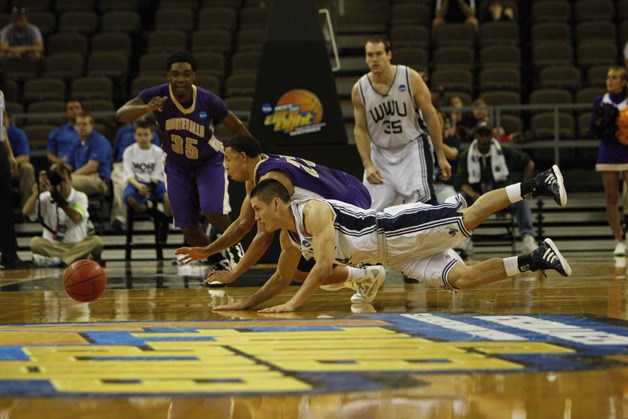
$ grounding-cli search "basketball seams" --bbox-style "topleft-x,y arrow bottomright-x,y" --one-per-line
63,260 -> 96,281
63,260 -> 107,302
65,274 -> 105,288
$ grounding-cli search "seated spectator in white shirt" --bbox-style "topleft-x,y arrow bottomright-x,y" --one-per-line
22,165 -> 103,267
122,121 -> 171,238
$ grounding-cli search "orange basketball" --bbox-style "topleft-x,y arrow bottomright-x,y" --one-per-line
63,260 -> 107,302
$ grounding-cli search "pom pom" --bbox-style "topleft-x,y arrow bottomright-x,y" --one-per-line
616,107 -> 628,145
591,103 -> 619,140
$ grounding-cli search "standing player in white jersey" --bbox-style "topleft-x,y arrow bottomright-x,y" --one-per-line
352,37 -> 451,211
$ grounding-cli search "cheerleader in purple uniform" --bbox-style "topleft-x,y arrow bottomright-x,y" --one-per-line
590,65 -> 628,256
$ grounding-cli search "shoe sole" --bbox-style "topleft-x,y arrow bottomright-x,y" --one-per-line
551,165 -> 568,207
350,267 -> 386,303
544,238 -> 572,277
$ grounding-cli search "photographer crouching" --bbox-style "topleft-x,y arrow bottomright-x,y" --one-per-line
22,165 -> 103,267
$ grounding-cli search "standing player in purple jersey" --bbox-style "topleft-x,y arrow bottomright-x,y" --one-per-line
175,134 -> 375,287
116,51 -> 251,267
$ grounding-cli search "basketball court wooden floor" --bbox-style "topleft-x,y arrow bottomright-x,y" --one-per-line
0,257 -> 626,418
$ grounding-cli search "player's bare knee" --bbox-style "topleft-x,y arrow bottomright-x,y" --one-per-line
447,263 -> 474,289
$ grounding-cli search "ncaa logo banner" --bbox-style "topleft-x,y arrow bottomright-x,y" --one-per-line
262,89 -> 327,137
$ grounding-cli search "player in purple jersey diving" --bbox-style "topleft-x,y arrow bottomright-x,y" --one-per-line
116,51 -> 251,269
175,134 -> 374,287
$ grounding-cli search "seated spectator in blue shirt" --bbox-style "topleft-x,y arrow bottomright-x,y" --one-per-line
109,117 -> 161,231
47,100 -> 83,166
5,111 -> 34,206
0,7 -> 43,59
66,111 -> 112,196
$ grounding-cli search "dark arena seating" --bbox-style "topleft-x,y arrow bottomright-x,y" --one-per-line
6,0 -> 624,259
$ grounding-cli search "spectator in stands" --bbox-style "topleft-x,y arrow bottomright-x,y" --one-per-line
110,117 -> 161,232
436,124 -> 465,204
47,100 -> 83,166
589,65 -> 628,256
66,111 -> 112,196
22,165 -> 102,267
429,87 -> 461,203
122,121 -> 171,239
0,7 -> 43,59
0,121 -> 26,269
447,95 -> 474,138
485,1 -> 514,22
4,110 -> 34,206
470,98 -> 514,142
458,122 -> 537,254
471,98 -> 491,128
432,0 -> 479,34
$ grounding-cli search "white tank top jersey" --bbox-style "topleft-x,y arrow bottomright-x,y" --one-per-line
288,199 -> 381,266
357,65 -> 427,151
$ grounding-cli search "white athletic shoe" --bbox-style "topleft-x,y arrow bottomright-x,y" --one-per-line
32,254 -> 62,267
351,303 -> 377,314
613,242 -> 626,256
348,265 -> 386,304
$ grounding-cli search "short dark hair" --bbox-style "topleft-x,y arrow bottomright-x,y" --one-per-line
365,36 -> 391,53
166,50 -> 197,72
223,135 -> 262,158
50,163 -> 71,177
134,120 -> 153,132
250,179 -> 291,204
75,111 -> 94,124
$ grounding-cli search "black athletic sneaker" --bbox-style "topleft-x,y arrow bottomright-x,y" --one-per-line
529,238 -> 572,277
220,243 -> 245,271
531,164 -> 567,207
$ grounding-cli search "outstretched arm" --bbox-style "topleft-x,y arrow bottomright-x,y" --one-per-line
116,97 -> 167,123
212,230 -> 300,310
259,201 -> 336,313
203,225 -> 274,285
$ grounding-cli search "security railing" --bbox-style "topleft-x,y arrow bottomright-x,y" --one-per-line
440,102 -> 597,166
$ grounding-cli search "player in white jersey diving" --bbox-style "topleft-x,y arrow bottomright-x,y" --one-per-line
213,165 -> 571,313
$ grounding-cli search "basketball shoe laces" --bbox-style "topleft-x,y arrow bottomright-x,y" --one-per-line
532,165 -> 565,206
530,239 -> 570,277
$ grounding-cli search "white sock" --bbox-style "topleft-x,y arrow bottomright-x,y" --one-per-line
506,183 -> 523,203
503,256 -> 520,277
345,266 -> 365,283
